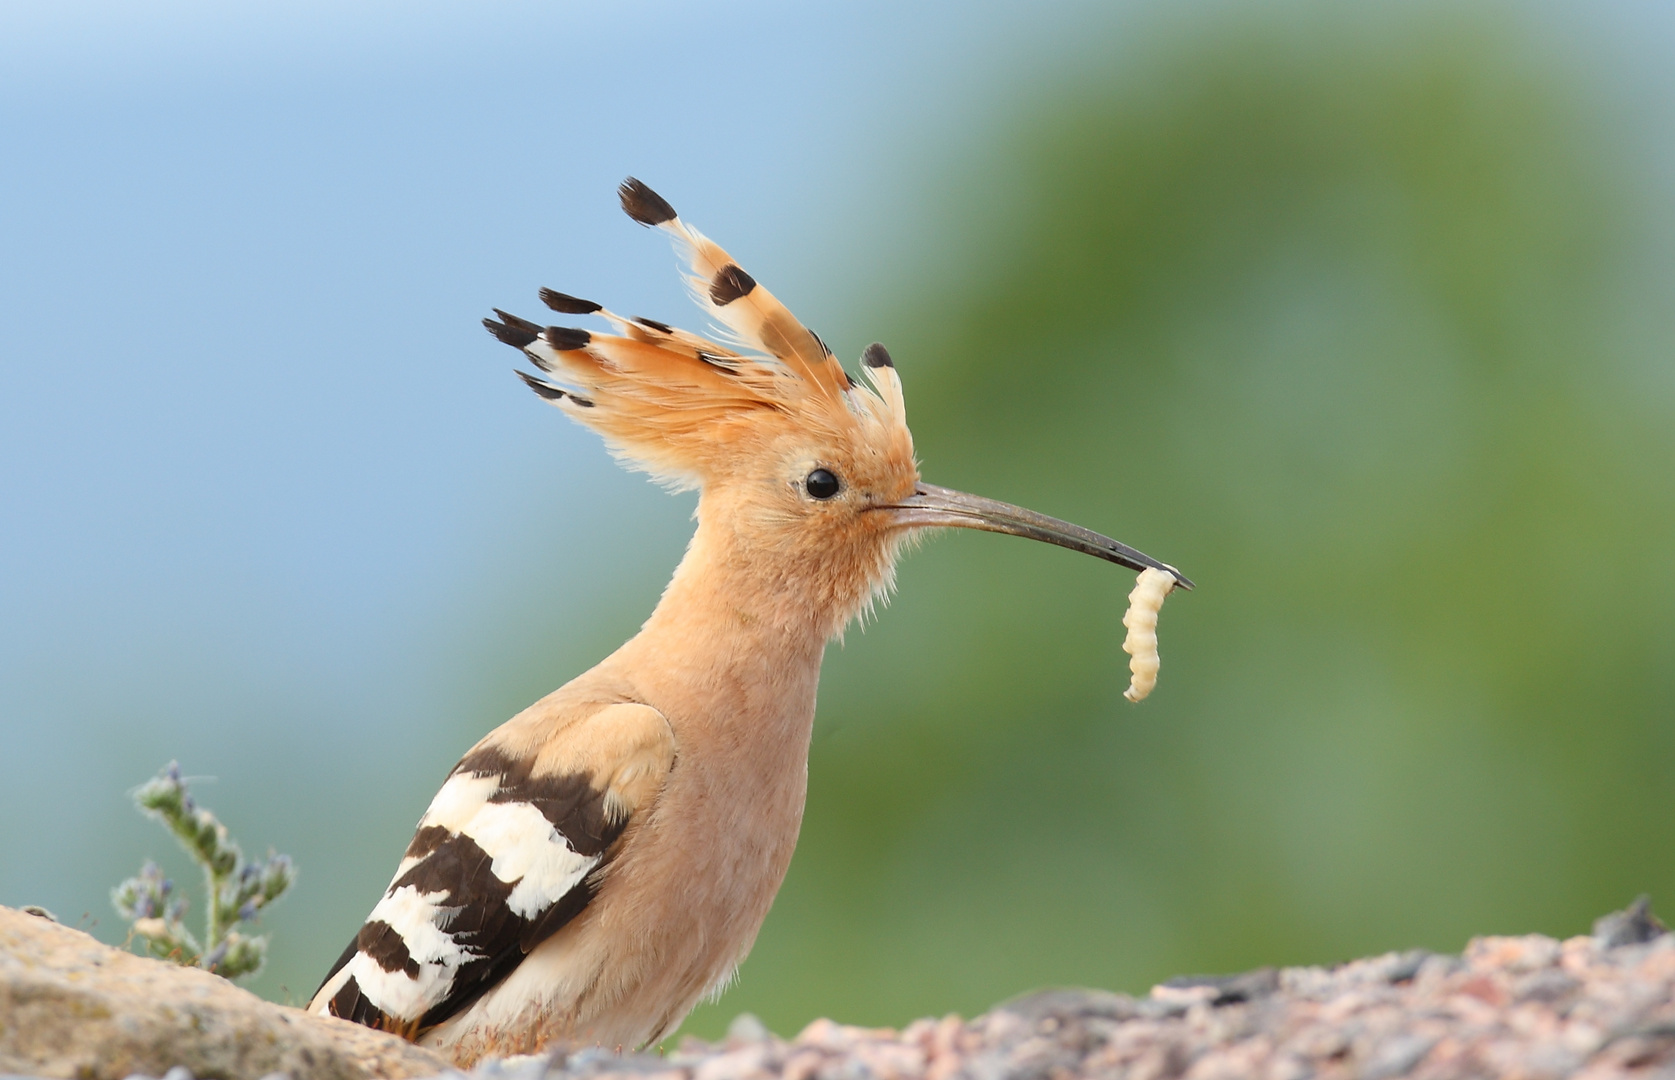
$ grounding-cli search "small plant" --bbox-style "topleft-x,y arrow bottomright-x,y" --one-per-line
111,761 -> 296,979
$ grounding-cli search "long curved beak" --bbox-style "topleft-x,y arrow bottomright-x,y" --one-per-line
874,482 -> 1193,589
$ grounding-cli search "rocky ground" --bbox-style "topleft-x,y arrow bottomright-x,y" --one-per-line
4,902 -> 1674,1080
466,900 -> 1675,1080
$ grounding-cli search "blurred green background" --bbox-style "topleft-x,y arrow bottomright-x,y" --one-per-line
687,7 -> 1675,1033
4,0 -> 1674,1046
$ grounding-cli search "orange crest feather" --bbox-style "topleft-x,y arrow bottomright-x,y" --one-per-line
485,179 -> 911,491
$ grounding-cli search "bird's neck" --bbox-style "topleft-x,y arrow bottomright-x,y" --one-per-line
605,505 -> 832,739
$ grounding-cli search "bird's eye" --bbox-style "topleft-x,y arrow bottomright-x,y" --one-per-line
805,468 -> 840,500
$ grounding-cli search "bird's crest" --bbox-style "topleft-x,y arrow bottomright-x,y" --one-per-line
485,178 -> 910,491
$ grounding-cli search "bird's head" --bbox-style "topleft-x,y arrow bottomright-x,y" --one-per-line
486,179 -> 1189,637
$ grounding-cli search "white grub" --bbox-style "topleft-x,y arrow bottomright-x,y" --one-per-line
1122,568 -> 1178,703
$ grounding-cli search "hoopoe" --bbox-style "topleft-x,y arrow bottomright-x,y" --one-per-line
307,179 -> 1191,1064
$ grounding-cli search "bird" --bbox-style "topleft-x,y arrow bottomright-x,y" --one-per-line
306,178 -> 1191,1064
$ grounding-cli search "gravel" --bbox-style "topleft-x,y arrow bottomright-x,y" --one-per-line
94,900 -> 1675,1080
458,899 -> 1675,1080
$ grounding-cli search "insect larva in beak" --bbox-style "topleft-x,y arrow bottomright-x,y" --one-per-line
1122,567 -> 1178,702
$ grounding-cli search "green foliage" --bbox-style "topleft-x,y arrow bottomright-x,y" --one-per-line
112,762 -> 296,979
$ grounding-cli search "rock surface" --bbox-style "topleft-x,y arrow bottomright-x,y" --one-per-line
516,900 -> 1675,1080
0,905 -> 447,1080
5,902 -> 1675,1080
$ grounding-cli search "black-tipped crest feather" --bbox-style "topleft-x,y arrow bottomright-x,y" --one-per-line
543,326 -> 592,351
540,289 -> 602,315
708,264 -> 757,306
862,343 -> 894,369
484,312 -> 540,349
516,370 -> 568,401
619,178 -> 677,227
497,309 -> 541,334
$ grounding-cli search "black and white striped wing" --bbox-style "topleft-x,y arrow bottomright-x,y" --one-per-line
310,702 -> 675,1035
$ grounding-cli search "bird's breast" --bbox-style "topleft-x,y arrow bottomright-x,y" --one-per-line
441,639 -> 824,1057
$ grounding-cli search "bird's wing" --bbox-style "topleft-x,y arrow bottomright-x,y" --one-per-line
309,701 -> 676,1037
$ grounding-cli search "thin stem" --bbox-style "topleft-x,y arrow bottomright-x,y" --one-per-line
204,859 -> 221,961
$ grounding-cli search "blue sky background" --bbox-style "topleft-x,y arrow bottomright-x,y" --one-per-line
4,0 -> 1675,1036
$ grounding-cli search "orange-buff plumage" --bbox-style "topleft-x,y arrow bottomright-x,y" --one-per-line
307,179 -> 1190,1064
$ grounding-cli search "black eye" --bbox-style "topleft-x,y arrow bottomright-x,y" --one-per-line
805,468 -> 840,500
